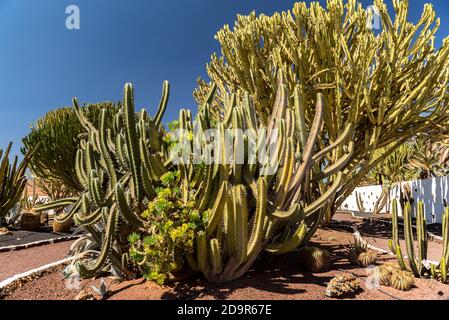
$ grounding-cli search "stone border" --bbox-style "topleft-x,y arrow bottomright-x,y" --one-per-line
0,235 -> 81,253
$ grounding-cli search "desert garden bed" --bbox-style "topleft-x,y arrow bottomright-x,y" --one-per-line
2,221 -> 449,301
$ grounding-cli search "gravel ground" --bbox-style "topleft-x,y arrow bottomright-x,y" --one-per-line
4,224 -> 449,300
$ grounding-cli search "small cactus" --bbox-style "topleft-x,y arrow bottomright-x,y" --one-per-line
357,250 -> 378,267
325,273 -> 361,298
298,246 -> 331,273
347,236 -> 377,267
390,270 -> 415,291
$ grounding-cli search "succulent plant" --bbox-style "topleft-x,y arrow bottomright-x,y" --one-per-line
377,262 -> 401,286
22,102 -> 118,194
298,246 -> 331,273
390,270 -> 414,291
390,199 -> 427,277
357,250 -> 378,268
325,273 -> 361,298
196,0 -> 449,222
347,236 -> 369,266
0,142 -> 36,226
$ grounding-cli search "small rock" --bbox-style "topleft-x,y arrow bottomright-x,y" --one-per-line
0,227 -> 12,236
74,290 -> 95,300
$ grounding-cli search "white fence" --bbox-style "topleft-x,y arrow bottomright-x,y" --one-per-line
339,176 -> 449,224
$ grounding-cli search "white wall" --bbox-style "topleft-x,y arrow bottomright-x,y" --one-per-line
339,176 -> 449,224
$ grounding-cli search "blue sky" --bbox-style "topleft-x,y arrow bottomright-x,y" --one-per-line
0,0 -> 448,157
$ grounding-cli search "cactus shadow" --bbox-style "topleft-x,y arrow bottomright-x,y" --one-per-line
162,245 -> 345,300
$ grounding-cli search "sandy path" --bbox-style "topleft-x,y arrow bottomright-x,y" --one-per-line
0,241 -> 74,282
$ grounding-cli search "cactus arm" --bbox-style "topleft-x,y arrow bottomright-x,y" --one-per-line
312,123 -> 353,162
198,83 -> 217,114
54,198 -> 82,223
72,97 -> 98,134
205,181 -> 228,234
33,197 -> 79,211
210,238 -> 223,275
443,207 -> 449,264
270,204 -> 300,221
123,83 -> 143,202
441,257 -> 447,283
99,109 -> 118,187
75,207 -> 104,225
77,205 -> 118,278
389,199 -> 399,254
416,200 -> 427,273
312,142 -> 354,181
303,172 -> 343,216
233,185 -> 249,264
395,244 -> 410,272
154,81 -> 170,127
274,138 -> 295,208
247,177 -> 268,258
266,223 -> 308,255
197,231 -> 208,273
115,183 -> 144,227
293,85 -> 307,150
403,202 -> 420,276
287,93 -> 324,200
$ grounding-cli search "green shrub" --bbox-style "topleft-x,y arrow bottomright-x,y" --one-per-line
0,142 -> 34,226
21,102 -> 118,194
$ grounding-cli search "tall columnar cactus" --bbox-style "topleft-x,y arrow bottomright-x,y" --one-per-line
175,73 -> 350,283
195,0 -> 449,219
390,199 -> 449,282
391,200 -> 427,276
0,143 -> 35,225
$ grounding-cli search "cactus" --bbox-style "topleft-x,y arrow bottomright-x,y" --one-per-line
347,236 -> 376,267
0,143 -> 35,226
357,251 -> 378,268
36,78 -> 351,283
388,199 -> 399,254
195,0 -> 449,220
298,246 -> 331,273
391,200 -> 426,277
391,199 -> 449,283
390,270 -> 414,291
355,192 -> 365,213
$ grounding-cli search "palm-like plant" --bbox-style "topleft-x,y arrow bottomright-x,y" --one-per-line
407,139 -> 444,179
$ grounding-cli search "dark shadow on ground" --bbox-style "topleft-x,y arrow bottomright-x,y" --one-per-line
161,241 -> 357,300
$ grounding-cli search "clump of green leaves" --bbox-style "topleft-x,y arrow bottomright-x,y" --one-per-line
127,171 -> 205,285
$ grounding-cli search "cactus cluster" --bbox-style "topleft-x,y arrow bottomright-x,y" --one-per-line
390,199 -> 449,283
195,0 -> 449,221
376,262 -> 401,286
35,74 -> 352,283
0,143 -> 35,226
35,82 -> 171,277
